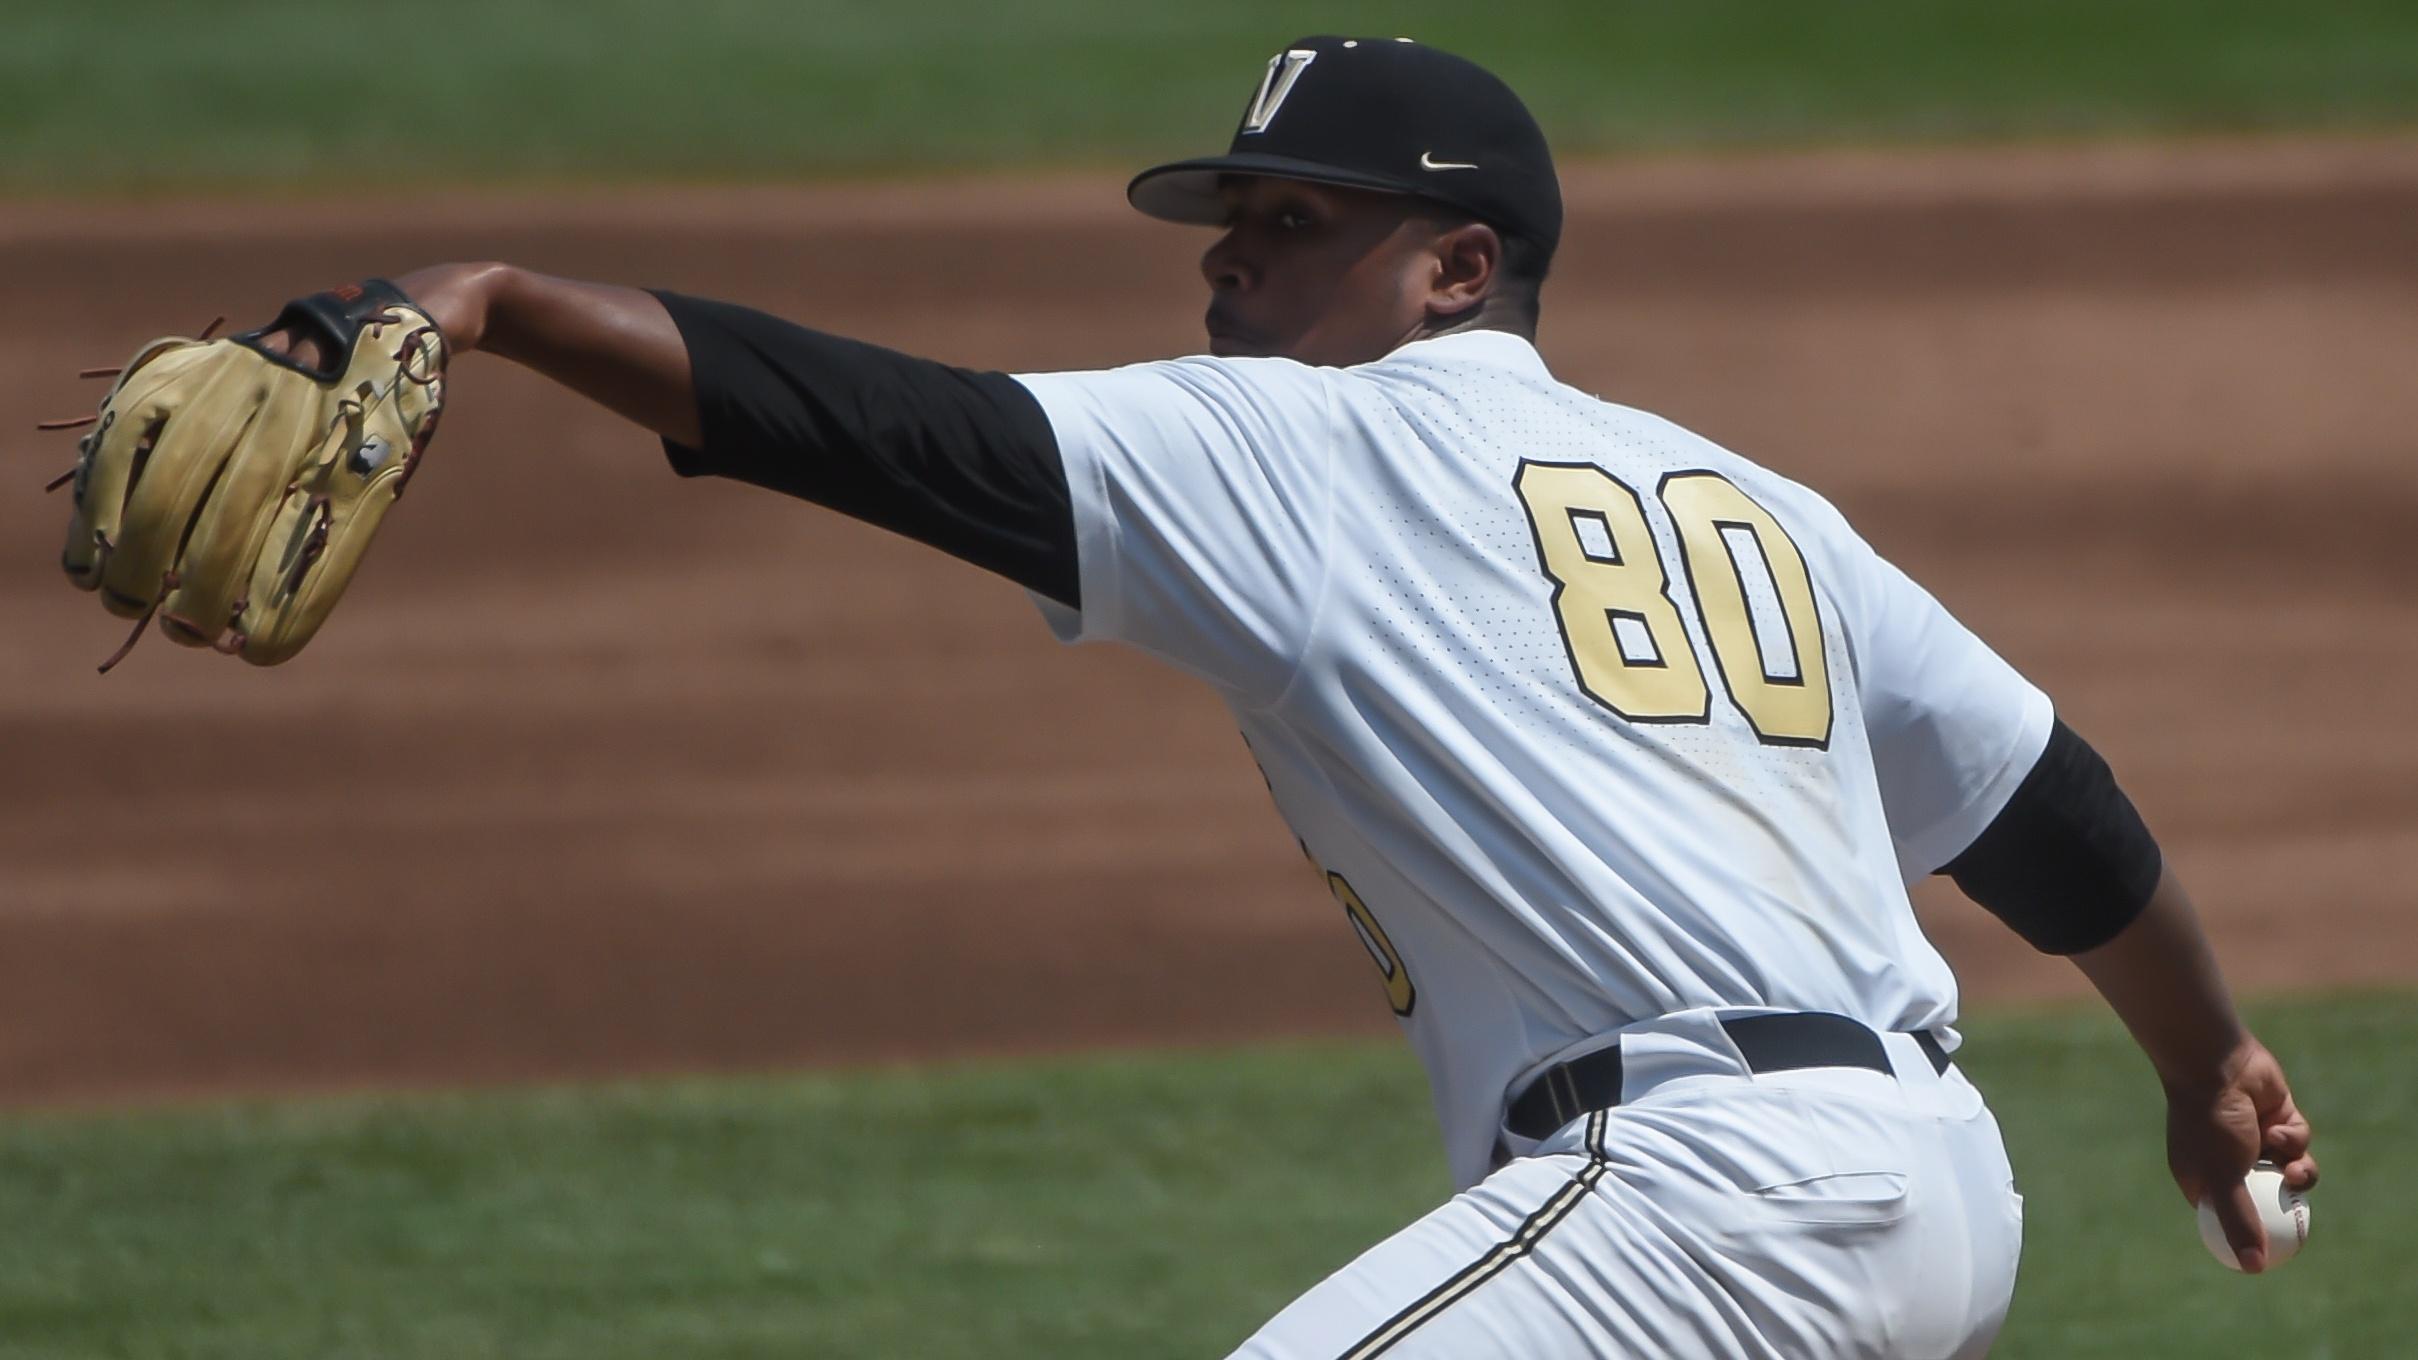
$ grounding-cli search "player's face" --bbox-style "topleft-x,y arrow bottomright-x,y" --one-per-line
1201,178 -> 1457,367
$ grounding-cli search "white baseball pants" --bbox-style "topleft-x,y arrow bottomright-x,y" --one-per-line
1231,1014 -> 2024,1359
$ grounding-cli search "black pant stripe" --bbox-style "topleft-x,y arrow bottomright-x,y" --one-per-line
1336,1110 -> 1612,1360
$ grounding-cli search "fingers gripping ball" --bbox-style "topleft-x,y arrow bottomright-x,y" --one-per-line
2197,1161 -> 2312,1272
54,279 -> 446,669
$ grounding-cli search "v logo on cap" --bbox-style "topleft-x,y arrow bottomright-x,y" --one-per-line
1241,49 -> 1317,134
1129,35 -> 1564,252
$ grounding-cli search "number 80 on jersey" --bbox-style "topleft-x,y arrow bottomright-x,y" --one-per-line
1514,461 -> 1833,748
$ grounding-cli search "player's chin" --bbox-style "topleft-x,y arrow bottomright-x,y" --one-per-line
1206,330 -> 1267,359
1204,317 -> 1276,359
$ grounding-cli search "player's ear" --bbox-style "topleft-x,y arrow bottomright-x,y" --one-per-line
1425,221 -> 1502,321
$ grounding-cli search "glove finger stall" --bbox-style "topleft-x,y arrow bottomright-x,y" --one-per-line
60,339 -> 212,594
231,318 -> 444,665
159,379 -> 324,649
100,357 -> 274,621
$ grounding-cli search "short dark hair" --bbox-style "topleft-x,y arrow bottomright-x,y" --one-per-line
1495,228 -> 1554,322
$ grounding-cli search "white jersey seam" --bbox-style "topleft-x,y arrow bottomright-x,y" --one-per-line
1912,688 -> 2057,875
1250,370 -> 1342,716
1077,404 -> 1128,643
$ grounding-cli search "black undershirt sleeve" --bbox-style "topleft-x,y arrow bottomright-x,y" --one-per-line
1940,718 -> 2165,955
649,290 -> 1079,609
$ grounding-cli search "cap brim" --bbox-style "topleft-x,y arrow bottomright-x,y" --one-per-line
1127,153 -> 1423,226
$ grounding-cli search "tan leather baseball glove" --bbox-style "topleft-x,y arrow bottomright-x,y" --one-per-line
46,280 -> 446,670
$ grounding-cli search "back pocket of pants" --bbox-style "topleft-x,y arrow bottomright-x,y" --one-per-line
1749,1169 -> 1912,1227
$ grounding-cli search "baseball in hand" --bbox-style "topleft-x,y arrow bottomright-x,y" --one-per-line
2197,1161 -> 2311,1271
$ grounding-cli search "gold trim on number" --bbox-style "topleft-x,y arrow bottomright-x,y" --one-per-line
1328,873 -> 1416,1017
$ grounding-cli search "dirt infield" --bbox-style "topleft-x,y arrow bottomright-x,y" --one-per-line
4,139 -> 2415,1106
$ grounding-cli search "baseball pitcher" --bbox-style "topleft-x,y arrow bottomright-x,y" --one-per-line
49,36 -> 2317,1358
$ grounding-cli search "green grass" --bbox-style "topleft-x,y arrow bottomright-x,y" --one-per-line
6,0 -> 2418,194
0,993 -> 2405,1359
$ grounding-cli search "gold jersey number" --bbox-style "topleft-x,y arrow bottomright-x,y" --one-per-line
1515,462 -> 1833,748
1328,873 -> 1416,1017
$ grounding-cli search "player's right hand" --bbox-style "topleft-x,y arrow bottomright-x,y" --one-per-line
2163,1034 -> 2316,1272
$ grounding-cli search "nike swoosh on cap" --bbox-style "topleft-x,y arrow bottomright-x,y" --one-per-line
1420,152 -> 1479,171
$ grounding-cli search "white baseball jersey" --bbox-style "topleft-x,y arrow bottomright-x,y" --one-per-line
1016,330 -> 2051,1188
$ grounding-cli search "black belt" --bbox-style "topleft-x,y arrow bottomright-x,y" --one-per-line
1505,1012 -> 1952,1142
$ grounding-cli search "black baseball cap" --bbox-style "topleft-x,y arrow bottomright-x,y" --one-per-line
1129,36 -> 1561,250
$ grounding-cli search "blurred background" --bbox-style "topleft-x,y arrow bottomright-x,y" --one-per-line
2,3 -> 2413,1356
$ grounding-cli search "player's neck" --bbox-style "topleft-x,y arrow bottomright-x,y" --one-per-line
1407,296 -> 1537,350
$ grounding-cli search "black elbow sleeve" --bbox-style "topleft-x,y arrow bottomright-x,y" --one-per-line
647,290 -> 1079,609
1940,719 -> 2164,955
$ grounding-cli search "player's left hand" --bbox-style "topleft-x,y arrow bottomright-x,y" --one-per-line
2163,1033 -> 2317,1272
41,278 -> 447,670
